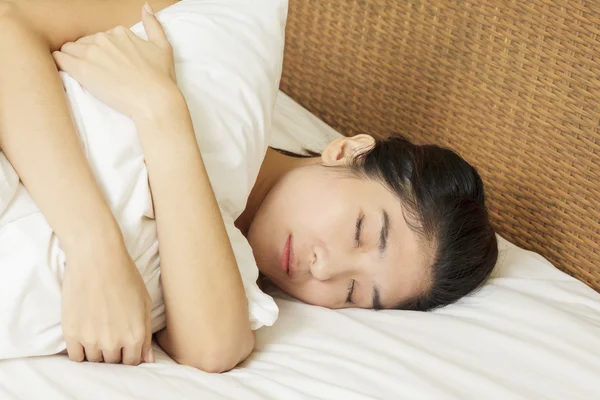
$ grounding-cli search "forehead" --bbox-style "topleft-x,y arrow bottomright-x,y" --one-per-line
343,176 -> 432,307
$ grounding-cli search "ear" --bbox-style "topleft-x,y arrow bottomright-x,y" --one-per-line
321,134 -> 376,166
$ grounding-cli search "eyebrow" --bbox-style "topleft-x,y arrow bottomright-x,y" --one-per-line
379,209 -> 390,256
355,212 -> 364,245
372,285 -> 382,310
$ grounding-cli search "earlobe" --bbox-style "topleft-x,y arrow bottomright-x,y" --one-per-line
321,134 -> 375,166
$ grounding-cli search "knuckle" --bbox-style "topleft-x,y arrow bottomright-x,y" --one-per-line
101,341 -> 120,353
100,336 -> 119,351
81,339 -> 99,349
124,332 -> 144,348
113,25 -> 127,34
87,44 -> 101,56
135,330 -> 146,344
94,32 -> 109,44
132,322 -> 147,339
60,42 -> 72,52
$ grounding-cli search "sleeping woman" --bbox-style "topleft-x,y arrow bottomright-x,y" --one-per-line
0,0 -> 498,372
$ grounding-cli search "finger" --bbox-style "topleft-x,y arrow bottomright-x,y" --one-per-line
122,343 -> 143,366
141,2 -> 169,47
76,35 -> 96,45
102,347 -> 123,364
60,41 -> 89,58
109,26 -> 144,51
52,50 -> 83,76
83,345 -> 103,363
107,25 -> 130,38
66,340 -> 85,363
141,320 -> 154,364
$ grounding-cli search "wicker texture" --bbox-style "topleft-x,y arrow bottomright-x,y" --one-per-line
281,0 -> 600,291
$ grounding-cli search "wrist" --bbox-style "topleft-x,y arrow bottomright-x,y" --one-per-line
60,218 -> 126,258
132,81 -> 184,122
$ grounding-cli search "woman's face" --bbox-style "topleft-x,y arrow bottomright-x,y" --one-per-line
247,136 -> 432,309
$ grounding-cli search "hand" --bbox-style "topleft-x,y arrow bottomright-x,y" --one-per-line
61,238 -> 154,366
52,3 -> 176,117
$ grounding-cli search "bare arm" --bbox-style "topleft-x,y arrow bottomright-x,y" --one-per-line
0,1 -> 172,365
137,91 -> 254,373
0,3 -> 121,255
0,2 -> 177,242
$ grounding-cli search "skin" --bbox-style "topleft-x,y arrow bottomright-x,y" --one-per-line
237,135 -> 433,310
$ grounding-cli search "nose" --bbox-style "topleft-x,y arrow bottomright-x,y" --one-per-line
309,245 -> 352,281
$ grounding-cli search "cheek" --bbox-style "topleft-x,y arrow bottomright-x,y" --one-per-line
285,177 -> 350,231
279,279 -> 341,308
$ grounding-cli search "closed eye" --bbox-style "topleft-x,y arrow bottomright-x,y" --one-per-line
346,279 -> 355,304
355,212 -> 364,247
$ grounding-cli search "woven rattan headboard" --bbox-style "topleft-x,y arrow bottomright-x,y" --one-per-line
280,0 -> 600,291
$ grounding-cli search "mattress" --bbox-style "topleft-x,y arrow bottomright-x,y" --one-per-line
0,91 -> 599,400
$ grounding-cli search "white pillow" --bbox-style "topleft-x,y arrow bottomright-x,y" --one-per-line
0,0 -> 286,359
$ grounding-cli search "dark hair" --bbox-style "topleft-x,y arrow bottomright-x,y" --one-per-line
272,135 -> 498,311
348,135 -> 498,311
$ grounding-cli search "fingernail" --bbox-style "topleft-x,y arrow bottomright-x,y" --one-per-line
143,2 -> 154,15
147,348 -> 155,363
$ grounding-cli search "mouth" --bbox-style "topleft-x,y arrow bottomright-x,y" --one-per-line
280,234 -> 294,277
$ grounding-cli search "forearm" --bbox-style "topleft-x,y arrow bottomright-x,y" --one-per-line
133,88 -> 253,372
0,10 -> 123,251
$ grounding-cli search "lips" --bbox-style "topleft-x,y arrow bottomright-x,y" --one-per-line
280,234 -> 294,277
281,235 -> 291,275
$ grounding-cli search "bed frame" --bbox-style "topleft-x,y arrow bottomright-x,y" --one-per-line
281,0 -> 600,292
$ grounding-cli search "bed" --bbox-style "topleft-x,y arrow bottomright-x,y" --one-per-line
1,1 -> 600,399
0,90 -> 598,399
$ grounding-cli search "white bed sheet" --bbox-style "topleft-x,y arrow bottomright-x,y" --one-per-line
1,91 -> 599,400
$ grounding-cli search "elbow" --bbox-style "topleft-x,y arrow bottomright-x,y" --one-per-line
178,354 -> 237,374
176,331 -> 255,373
